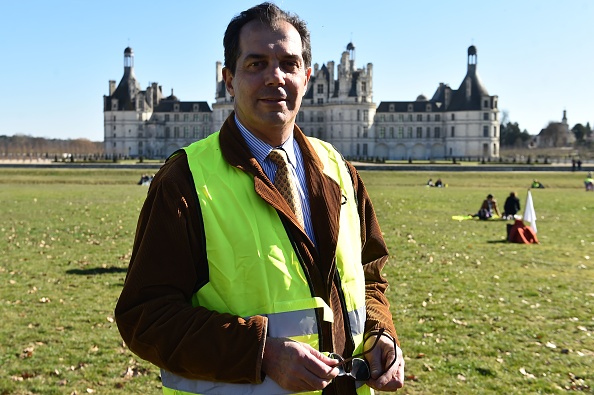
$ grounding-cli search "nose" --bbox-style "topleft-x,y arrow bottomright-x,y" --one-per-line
265,63 -> 285,86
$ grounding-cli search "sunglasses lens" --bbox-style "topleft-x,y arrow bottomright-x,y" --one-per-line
351,358 -> 371,381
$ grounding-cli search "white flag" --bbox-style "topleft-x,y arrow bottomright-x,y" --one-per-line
523,190 -> 537,233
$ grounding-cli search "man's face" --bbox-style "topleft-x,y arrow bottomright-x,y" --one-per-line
223,20 -> 311,146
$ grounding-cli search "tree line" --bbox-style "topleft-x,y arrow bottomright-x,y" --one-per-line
0,135 -> 104,158
499,111 -> 592,148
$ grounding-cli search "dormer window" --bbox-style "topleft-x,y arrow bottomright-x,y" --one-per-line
389,104 -> 395,112
174,104 -> 180,112
407,104 -> 413,112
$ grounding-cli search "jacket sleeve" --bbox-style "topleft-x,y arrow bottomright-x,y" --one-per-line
346,162 -> 399,344
115,154 -> 267,383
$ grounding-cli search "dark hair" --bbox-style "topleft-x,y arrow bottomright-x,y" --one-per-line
223,2 -> 311,74
487,194 -> 493,199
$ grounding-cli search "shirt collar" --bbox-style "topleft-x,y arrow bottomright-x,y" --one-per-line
235,116 -> 297,168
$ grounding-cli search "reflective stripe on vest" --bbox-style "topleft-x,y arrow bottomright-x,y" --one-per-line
161,133 -> 370,395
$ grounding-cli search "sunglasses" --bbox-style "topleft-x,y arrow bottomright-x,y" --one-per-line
328,328 -> 396,381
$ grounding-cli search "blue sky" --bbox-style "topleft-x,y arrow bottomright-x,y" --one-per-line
1,0 -> 592,141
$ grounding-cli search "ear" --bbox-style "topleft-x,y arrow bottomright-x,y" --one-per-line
222,67 -> 235,97
304,67 -> 312,86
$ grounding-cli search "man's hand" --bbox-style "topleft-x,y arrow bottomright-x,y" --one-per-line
364,333 -> 405,391
262,337 -> 339,392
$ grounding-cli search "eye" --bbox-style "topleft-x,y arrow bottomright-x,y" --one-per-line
281,61 -> 299,72
246,61 -> 265,70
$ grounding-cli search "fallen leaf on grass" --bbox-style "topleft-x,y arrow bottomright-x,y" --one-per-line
19,347 -> 35,359
452,318 -> 467,326
457,374 -> 466,381
519,367 -> 535,379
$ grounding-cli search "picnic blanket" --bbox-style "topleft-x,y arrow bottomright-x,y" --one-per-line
452,214 -> 501,221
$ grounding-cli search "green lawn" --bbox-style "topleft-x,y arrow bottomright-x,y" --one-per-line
0,168 -> 592,394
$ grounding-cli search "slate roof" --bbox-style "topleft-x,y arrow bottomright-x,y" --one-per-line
105,67 -> 142,111
446,67 -> 490,111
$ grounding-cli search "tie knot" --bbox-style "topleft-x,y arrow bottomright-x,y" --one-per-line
268,148 -> 288,166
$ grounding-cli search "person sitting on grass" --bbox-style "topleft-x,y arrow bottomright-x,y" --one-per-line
585,172 -> 593,191
472,194 -> 501,220
531,179 -> 545,189
503,191 -> 521,219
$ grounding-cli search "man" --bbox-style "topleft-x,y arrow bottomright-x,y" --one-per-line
115,3 -> 404,394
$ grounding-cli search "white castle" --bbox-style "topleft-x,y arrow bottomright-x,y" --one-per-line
104,44 -> 499,160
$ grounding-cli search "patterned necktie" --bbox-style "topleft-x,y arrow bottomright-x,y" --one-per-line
268,148 -> 304,228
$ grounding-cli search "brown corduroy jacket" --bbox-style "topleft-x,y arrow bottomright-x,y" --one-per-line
115,114 -> 398,394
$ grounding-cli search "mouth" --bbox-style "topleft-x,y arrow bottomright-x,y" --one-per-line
260,96 -> 287,103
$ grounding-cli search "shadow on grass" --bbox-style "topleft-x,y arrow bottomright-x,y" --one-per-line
487,239 -> 509,244
66,266 -> 128,275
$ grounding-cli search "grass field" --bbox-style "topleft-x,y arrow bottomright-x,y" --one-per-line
0,168 -> 592,394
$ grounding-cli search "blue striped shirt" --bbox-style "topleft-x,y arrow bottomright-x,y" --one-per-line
235,117 -> 315,245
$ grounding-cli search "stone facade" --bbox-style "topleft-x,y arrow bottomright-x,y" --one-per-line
104,45 -> 499,160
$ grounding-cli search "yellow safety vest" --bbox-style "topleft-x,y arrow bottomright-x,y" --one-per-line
162,132 -> 371,395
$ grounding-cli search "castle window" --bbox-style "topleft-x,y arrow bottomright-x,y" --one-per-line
426,104 -> 431,112
451,113 -> 455,121
483,112 -> 489,121
398,114 -> 404,122
317,98 -> 324,104
174,127 -> 180,138
426,127 -> 431,138
407,114 -> 413,122
483,126 -> 489,137
363,110 -> 368,121
184,114 -> 189,122
165,114 -> 170,122
390,127 -> 395,138
451,126 -> 456,137
317,84 -> 324,94
174,104 -> 180,112
389,104 -> 395,112
416,127 -> 422,138
435,114 -> 441,122
483,100 -> 489,108
407,127 -> 413,138
417,114 -> 422,121
407,104 -> 413,112
493,126 -> 498,137
378,127 -> 385,138
194,114 -> 200,121
361,82 -> 366,92
398,127 -> 404,138
426,114 -> 431,122
174,114 -> 179,122
434,127 -> 441,138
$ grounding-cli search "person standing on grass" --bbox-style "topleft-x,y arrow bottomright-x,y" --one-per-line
114,3 -> 404,395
